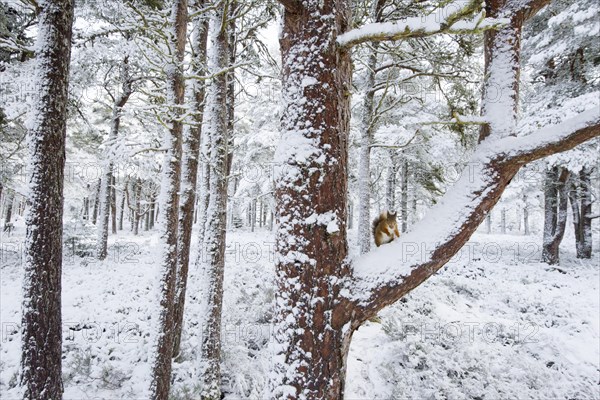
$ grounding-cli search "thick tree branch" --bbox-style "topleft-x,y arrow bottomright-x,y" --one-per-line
498,108 -> 600,165
342,109 -> 600,325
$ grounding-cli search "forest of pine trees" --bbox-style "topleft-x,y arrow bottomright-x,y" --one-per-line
0,0 -> 598,399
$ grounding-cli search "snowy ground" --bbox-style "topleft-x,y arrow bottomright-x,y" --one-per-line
1,224 -> 598,399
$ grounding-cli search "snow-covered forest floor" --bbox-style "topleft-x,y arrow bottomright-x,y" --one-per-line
1,225 -> 598,399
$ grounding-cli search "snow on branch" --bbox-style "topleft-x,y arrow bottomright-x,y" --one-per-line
497,108 -> 600,164
343,107 -> 600,324
337,3 -> 509,48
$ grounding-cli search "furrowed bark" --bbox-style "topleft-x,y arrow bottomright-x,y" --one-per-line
271,0 -> 352,397
148,0 -> 187,398
172,0 -> 209,358
20,0 -> 73,398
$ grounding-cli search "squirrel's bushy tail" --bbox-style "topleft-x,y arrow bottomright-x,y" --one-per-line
372,212 -> 386,237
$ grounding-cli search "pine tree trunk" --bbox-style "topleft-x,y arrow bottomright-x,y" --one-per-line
196,7 -> 230,397
386,152 -> 397,212
251,199 -> 256,232
400,158 -> 408,233
149,0 -> 187,398
134,178 -> 141,236
578,166 -> 592,258
172,0 -> 208,358
523,205 -> 530,235
197,129 -> 211,243
357,48 -> 377,254
569,167 -> 593,258
118,180 -> 126,231
149,192 -> 156,230
20,1 -> 73,398
92,178 -> 100,225
486,213 -> 492,233
83,194 -> 89,221
542,167 -> 570,264
111,175 -> 117,234
4,189 -> 14,225
272,0 -> 353,397
356,0 -> 385,254
411,183 -> 417,226
97,56 -> 132,259
145,209 -> 150,231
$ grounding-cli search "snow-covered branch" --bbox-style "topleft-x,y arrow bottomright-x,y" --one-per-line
343,108 -> 600,324
498,108 -> 600,164
337,9 -> 509,48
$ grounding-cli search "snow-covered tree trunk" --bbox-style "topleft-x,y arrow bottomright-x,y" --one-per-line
83,190 -> 90,221
578,167 -> 593,258
3,189 -> 14,225
357,0 -> 385,254
133,178 -> 142,236
148,0 -> 187,398
542,166 -> 570,264
501,208 -> 507,234
410,182 -> 418,226
385,152 -> 398,211
522,193 -> 530,235
272,0 -> 353,396
197,129 -> 211,244
118,180 -> 126,231
20,0 -> 74,398
92,179 -> 100,224
149,191 -> 156,229
569,166 -> 593,258
111,176 -> 117,234
97,56 -> 133,259
196,6 -> 230,398
400,158 -> 408,232
357,50 -> 377,254
172,0 -> 208,358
